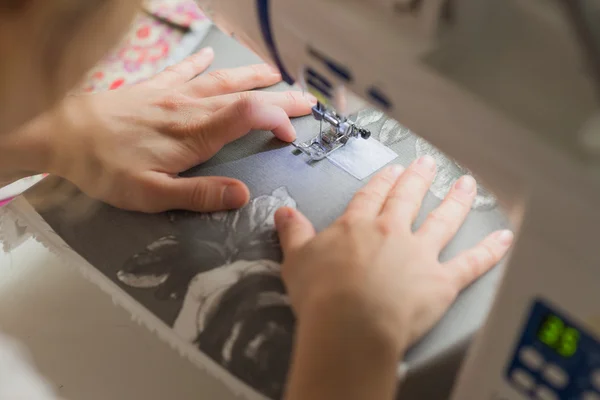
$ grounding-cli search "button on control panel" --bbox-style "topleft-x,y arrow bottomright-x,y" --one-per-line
512,368 -> 536,391
505,299 -> 600,399
583,391 -> 600,400
534,385 -> 557,400
592,370 -> 600,392
542,364 -> 569,388
519,347 -> 544,371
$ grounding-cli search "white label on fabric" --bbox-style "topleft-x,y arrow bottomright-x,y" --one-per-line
327,137 -> 398,180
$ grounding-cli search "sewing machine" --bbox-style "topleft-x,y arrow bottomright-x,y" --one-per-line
196,0 -> 600,399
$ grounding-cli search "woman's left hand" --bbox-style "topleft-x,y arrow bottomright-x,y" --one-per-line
45,47 -> 315,212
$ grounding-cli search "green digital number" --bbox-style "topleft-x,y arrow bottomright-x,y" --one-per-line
537,315 -> 580,358
557,327 -> 579,357
538,316 -> 565,347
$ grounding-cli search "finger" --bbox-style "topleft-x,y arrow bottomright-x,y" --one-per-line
147,47 -> 215,87
344,165 -> 405,220
275,207 -> 316,255
148,175 -> 250,212
184,64 -> 282,97
381,155 -> 437,227
193,97 -> 297,156
417,175 -> 476,249
203,91 -> 317,117
445,229 -> 514,288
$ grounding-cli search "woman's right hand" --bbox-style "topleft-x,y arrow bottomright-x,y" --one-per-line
275,156 -> 513,355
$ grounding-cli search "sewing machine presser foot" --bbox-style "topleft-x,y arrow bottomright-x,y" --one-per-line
293,103 -> 371,162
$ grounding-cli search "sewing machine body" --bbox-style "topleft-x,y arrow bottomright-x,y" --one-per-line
197,1 -> 600,398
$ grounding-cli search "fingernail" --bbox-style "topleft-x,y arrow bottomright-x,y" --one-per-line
455,175 -> 476,194
222,185 -> 248,209
277,207 -> 294,220
417,155 -> 436,172
267,64 -> 280,75
390,164 -> 405,177
275,208 -> 295,228
199,46 -> 214,56
495,230 -> 514,246
306,93 -> 318,105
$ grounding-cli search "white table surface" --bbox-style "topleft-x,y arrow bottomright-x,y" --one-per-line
0,21 -> 238,400
0,237 -> 233,400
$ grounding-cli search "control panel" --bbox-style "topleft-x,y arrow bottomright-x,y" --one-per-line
506,299 -> 600,399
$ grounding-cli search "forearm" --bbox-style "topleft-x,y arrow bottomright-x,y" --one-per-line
285,309 -> 405,400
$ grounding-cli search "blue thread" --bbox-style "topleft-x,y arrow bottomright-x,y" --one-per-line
257,0 -> 294,85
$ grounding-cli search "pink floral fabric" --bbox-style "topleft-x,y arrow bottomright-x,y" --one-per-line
143,0 -> 208,28
0,1 -> 208,205
81,1 -> 207,93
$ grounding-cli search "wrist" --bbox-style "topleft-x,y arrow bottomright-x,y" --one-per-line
300,292 -> 409,359
0,103 -> 65,183
286,302 -> 404,400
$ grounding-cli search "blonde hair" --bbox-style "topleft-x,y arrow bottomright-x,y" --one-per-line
0,0 -> 141,220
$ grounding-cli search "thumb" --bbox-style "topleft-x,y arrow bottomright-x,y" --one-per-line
153,175 -> 250,212
275,207 -> 316,255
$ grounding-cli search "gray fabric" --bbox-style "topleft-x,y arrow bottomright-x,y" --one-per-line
29,27 -> 510,400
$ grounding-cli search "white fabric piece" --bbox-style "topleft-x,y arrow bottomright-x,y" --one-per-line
0,175 -> 45,202
0,198 -> 269,400
327,137 -> 398,180
0,333 -> 59,400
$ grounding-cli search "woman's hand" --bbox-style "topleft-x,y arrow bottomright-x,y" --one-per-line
275,157 -> 513,356
45,47 -> 315,212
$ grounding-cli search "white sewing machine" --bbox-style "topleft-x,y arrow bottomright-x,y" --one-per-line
196,0 -> 600,399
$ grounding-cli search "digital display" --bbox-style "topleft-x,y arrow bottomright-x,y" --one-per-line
537,314 -> 580,357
